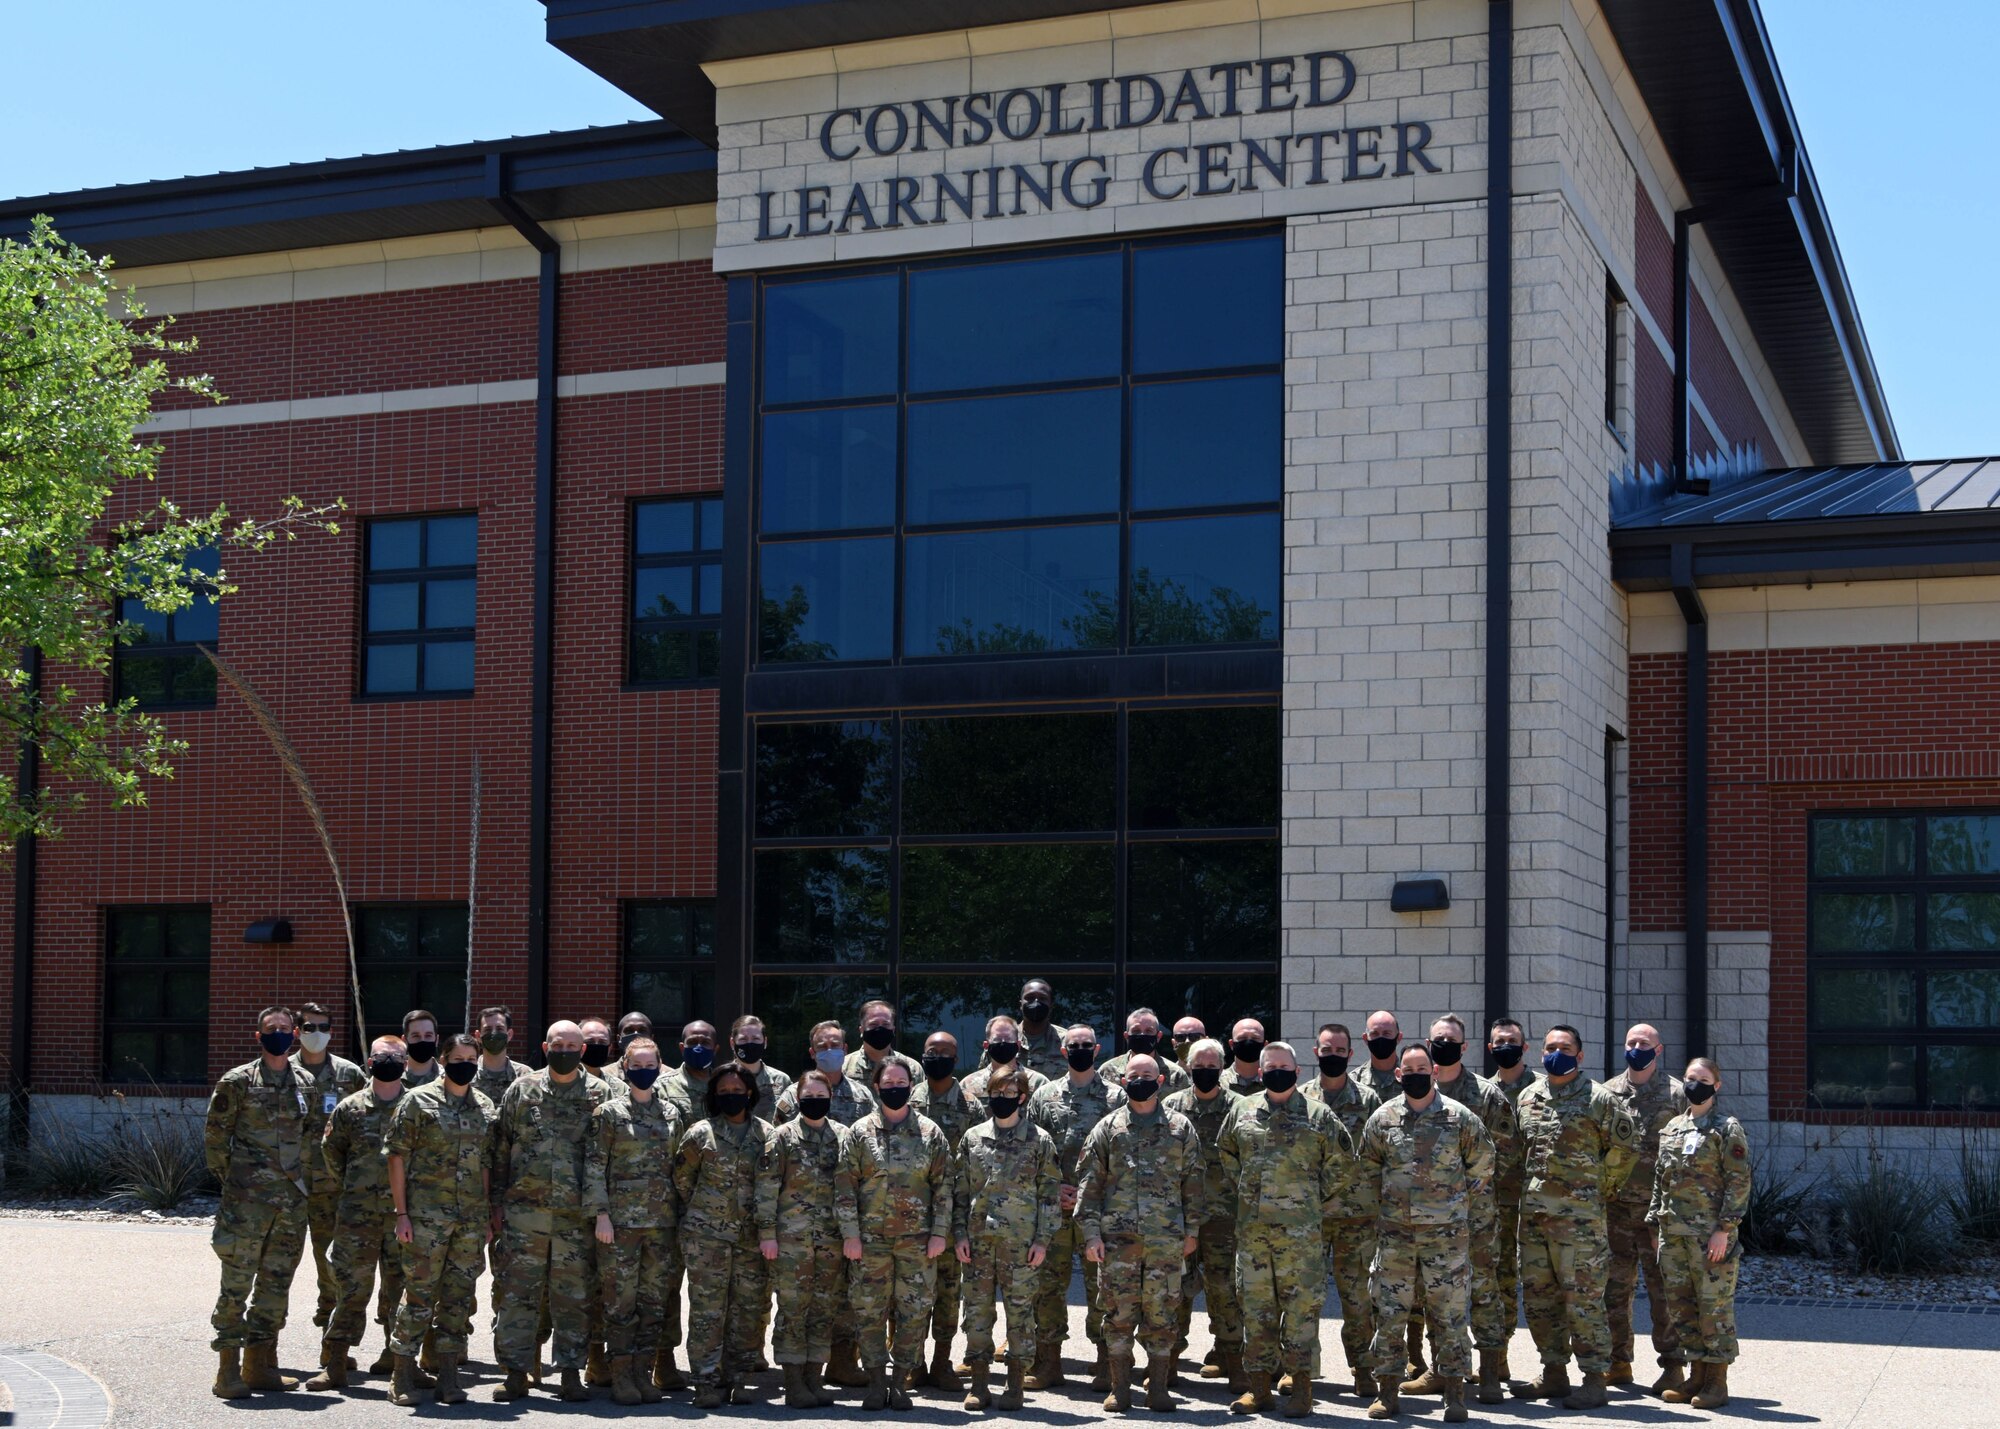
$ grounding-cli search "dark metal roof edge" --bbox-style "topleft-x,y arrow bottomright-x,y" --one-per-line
1610,507 -> 2000,551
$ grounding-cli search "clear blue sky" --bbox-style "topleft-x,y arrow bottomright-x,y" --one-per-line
2,1 -> 1990,458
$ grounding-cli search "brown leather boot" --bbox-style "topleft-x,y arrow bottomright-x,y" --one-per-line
1402,1364 -> 1447,1394
1663,1361 -> 1706,1405
1223,1350 -> 1249,1392
612,1354 -> 643,1406
1564,1371 -> 1610,1410
998,1358 -> 1027,1409
1104,1353 -> 1133,1413
369,1337 -> 396,1375
1024,1340 -> 1065,1390
213,1348 -> 251,1401
963,1360 -> 991,1410
492,1369 -> 530,1402
829,1338 -> 871,1388
728,1378 -> 757,1404
306,1341 -> 349,1392
1230,1371 -> 1274,1414
635,1349 -> 664,1403
1476,1345 -> 1506,1404
1283,1367 -> 1313,1418
805,1362 -> 835,1407
557,1367 -> 589,1402
1148,1352 -> 1176,1412
241,1342 -> 299,1392
1652,1360 -> 1689,1398
653,1343 -> 688,1391
930,1341 -> 963,1394
1609,1359 -> 1635,1385
1367,1382 -> 1400,1420
1691,1364 -> 1729,1409
1515,1361 -> 1571,1400
389,1354 -> 424,1407
1091,1342 -> 1113,1391
434,1353 -> 467,1405
1443,1377 -> 1468,1423
586,1342 -> 612,1388
1352,1368 -> 1377,1399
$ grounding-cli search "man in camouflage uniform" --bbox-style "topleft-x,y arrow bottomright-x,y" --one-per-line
383,1035 -> 497,1406
1165,1037 -> 1247,1388
1512,1023 -> 1639,1410
580,1016 -> 620,1091
1024,1022 -> 1121,1391
650,1017 -> 722,1387
953,1063 -> 1060,1412
1007,979 -> 1070,1080
305,1034 -> 408,1393
1222,1018 -> 1268,1097
1647,1058 -> 1750,1410
961,1014 -> 1048,1102
730,1013 -> 792,1117
1359,1044 -> 1495,1424
835,1060 -> 953,1410
757,1068 -> 850,1407
1217,1040 -> 1346,1418
401,1009 -> 441,1090
1303,1021 -> 1382,1396
205,1006 -> 314,1399
473,1005 -> 527,1106
1170,1016 -> 1206,1068
1484,1016 -> 1534,1380
910,1029 -> 984,1393
1604,1021 -> 1690,1390
488,1019 -> 609,1402
1097,1007 -> 1191,1097
289,1000 -> 365,1336
672,1066 -> 774,1407
1077,1053 -> 1204,1412
847,997 -> 925,1087
1361,1011 -> 1404,1102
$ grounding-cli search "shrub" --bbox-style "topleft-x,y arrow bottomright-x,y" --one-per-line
106,1115 -> 216,1210
1833,1166 -> 1958,1274
1950,1143 -> 2000,1245
1739,1157 -> 1814,1255
21,1120 -> 113,1199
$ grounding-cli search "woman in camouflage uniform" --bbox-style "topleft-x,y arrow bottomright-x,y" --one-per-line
671,1061 -> 774,1407
586,1036 -> 684,1406
756,1067 -> 850,1408
1647,1057 -> 1751,1411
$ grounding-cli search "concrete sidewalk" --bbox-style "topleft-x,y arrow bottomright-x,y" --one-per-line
1,1218 -> 1993,1429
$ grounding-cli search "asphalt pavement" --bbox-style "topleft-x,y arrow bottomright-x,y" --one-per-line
1,1217 -> 1994,1429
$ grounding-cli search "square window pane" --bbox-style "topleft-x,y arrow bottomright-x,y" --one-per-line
424,640 -> 474,692
624,967 -> 717,1049
753,848 -> 889,964
754,719 -> 892,838
750,973 -> 892,1078
758,537 -> 894,663
909,251 -> 1122,393
1928,969 -> 2000,1028
105,1031 -> 157,1082
699,563 -> 722,616
1928,1044 -> 2000,1110
701,497 -> 724,551
694,630 -> 721,679
164,910 -> 210,959
906,389 -> 1120,524
415,972 -> 467,1033
1129,706 -> 1279,830
169,653 -> 217,705
121,600 -> 169,644
358,909 -> 416,962
899,973 -> 1115,1076
900,844 -> 1115,963
118,654 -> 172,706
636,500 -> 696,555
173,593 -> 219,644
1130,513 -> 1279,646
901,712 -> 1115,836
635,566 -> 695,619
367,581 -> 419,633
358,969 -> 412,1026
1811,969 -> 1917,1030
1133,234 -> 1283,375
633,628 -> 696,682
1124,972 -> 1279,1052
363,643 -> 418,695
1929,815 -> 2000,875
370,520 -> 422,571
1128,840 -> 1279,962
419,906 -> 469,959
1809,892 -> 1917,953
763,274 -> 900,405
1807,1043 -> 1918,1108
904,524 -> 1118,657
1810,816 -> 1915,878
107,970 -> 161,1021
1929,892 -> 2000,952
425,515 -> 477,568
164,968 -> 209,1021
760,407 -> 897,533
629,904 -> 691,961
425,578 -> 476,630
161,1030 -> 208,1084
1131,375 -> 1282,510
690,905 -> 718,958
108,912 -> 163,961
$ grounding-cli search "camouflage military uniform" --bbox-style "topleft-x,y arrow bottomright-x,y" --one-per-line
844,1047 -> 925,1088
1515,1075 -> 1639,1374
1163,1084 -> 1247,1355
1303,1075 -> 1383,1374
1223,1067 -> 1265,1098
952,1117 -> 1061,1366
404,1060 -> 441,1091
1646,1110 -> 1751,1366
1076,1105 -> 1205,1360
292,1052 -> 366,1326
835,1109 -> 953,1371
961,1062 -> 1047,1102
673,1114 -> 774,1387
1436,1069 -> 1519,1350
319,1083 -> 406,1348
745,1062 -> 793,1121
774,1073 -> 877,1126
1363,1064 -> 1402,1103
489,1069 -> 610,1372
584,1092 -> 684,1361
975,1021 -> 1069,1082
1217,1092 -> 1345,1380
204,1058 -> 313,1350
1026,1073 -> 1122,1351
757,1115 -> 850,1365
1604,1069 -> 1690,1368
1359,1094 -> 1495,1383
384,1081 -> 497,1357
910,1078 -> 986,1355
1491,1071 -> 1534,1329
1097,1050 -> 1192,1097
473,1057 -> 527,1107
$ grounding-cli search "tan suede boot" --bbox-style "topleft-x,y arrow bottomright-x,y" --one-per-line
930,1341 -> 963,1394
887,1363 -> 915,1411
1148,1352 -> 1176,1412
1652,1360 -> 1689,1398
1443,1377 -> 1468,1422
1405,1320 -> 1427,1380
1402,1364 -> 1447,1394
636,1349 -> 664,1404
654,1343 -> 688,1391
557,1366 -> 589,1402
1351,1368 -> 1377,1399
389,1354 -> 425,1407
998,1359 -> 1028,1410
693,1382 -> 724,1409
493,1369 -> 530,1402
1367,1381 -> 1400,1419
1104,1352 -> 1133,1413
586,1342 -> 612,1388
612,1354 -> 643,1406
1515,1361 -> 1571,1400
1091,1342 -> 1113,1391
369,1338 -> 396,1375
306,1341 -> 350,1392
1663,1361 -> 1706,1404
1565,1371 -> 1610,1410
963,1360 -> 991,1410
1691,1364 -> 1729,1409
241,1342 -> 299,1392
1024,1340 -> 1065,1390
213,1348 -> 251,1401
805,1362 -> 835,1407
1230,1371 -> 1274,1414
862,1365 -> 889,1411
1609,1359 -> 1635,1385
1283,1367 -> 1313,1418
434,1353 -> 467,1405
1476,1345 -> 1507,1404
829,1338 -> 871,1388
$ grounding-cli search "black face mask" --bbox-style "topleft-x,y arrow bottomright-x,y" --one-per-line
798,1095 -> 833,1121
405,1039 -> 438,1065
922,1054 -> 956,1081
878,1085 -> 913,1111
619,1031 -> 647,1053
1126,1032 -> 1159,1055
988,1095 -> 1022,1120
479,1030 -> 509,1055
1125,1077 -> 1160,1103
862,1025 -> 896,1051
259,1030 -> 295,1057
1020,998 -> 1051,1024
1065,1046 -> 1096,1072
583,1041 -> 614,1068
626,1066 -> 662,1091
1685,1081 -> 1716,1106
1317,1052 -> 1350,1078
1232,1039 -> 1265,1066
1260,1067 -> 1298,1094
369,1056 -> 407,1083
735,1042 -> 766,1065
444,1061 -> 478,1086
1490,1044 -> 1525,1069
1429,1039 -> 1464,1067
986,1041 -> 1020,1065
1365,1036 -> 1398,1061
715,1092 -> 750,1118
1401,1072 -> 1433,1099
1190,1067 -> 1223,1093
545,1049 -> 583,1075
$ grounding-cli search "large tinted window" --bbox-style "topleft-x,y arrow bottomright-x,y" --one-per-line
905,525 -> 1119,656
362,514 -> 476,697
760,407 -> 897,533
1131,376 -> 1282,510
908,251 -> 1122,392
632,496 -> 723,684
759,537 -> 894,663
624,902 -> 717,1047
762,274 -> 899,404
902,713 -> 1116,835
1132,235 -> 1284,373
104,906 -> 210,1084
116,547 -> 220,709
906,389 -> 1120,524
1130,513 -> 1280,646
754,720 -> 891,838
354,905 -> 468,1039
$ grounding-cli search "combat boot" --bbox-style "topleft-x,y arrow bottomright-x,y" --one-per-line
418,1330 -> 441,1385
1092,1342 -> 1113,1391
213,1348 -> 251,1400
1230,1371 -> 1274,1414
693,1382 -> 725,1409
930,1341 -> 963,1394
1201,1346 -> 1229,1378
1515,1361 -> 1571,1400
556,1366 -> 589,1402
729,1379 -> 758,1404
1690,1364 -> 1729,1409
1104,1352 -> 1133,1413
587,1342 -> 612,1388
1024,1340 -> 1065,1390
1402,1364 -> 1447,1395
1476,1346 -> 1507,1404
493,1370 -> 530,1402
1443,1377 -> 1468,1423
1564,1371 -> 1610,1410
242,1342 -> 299,1392
1148,1352 -> 1176,1412
389,1354 -> 425,1407
1224,1350 -> 1249,1392
528,1349 -> 543,1387
963,1360 -> 991,1411
636,1349 -> 665,1403
369,1337 -> 396,1374
612,1354 -> 643,1406
862,1365 -> 889,1411
1651,1360 -> 1689,1398
829,1338 -> 871,1387
887,1363 -> 915,1411
805,1362 -> 836,1407
1609,1359 -> 1635,1385
1351,1368 -> 1377,1399
654,1343 -> 688,1391
1283,1366 -> 1313,1418
434,1353 -> 468,1406
996,1359 -> 1027,1410
1367,1382 -> 1400,1419
1404,1321 -> 1427,1381
1663,1361 -> 1706,1404
306,1341 -> 350,1392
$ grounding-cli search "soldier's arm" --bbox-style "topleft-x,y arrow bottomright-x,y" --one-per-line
753,1130 -> 783,1242
1465,1110 -> 1496,1195
1177,1121 -> 1208,1228
1718,1121 -> 1753,1236
1216,1109 -> 1242,1187
925,1128 -> 953,1242
1073,1123 -> 1108,1242
487,1084 -> 519,1200
582,1107 -> 613,1219
1033,1136 -> 1062,1248
322,1102 -> 352,1183
833,1132 -> 863,1243
203,1074 -> 238,1179
670,1124 -> 704,1206
950,1139 -> 973,1243
1599,1100 -> 1642,1198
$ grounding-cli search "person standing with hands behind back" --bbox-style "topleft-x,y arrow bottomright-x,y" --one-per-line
759,1068 -> 851,1408
673,1062 -> 773,1407
1647,1058 -> 1749,1410
585,1036 -> 684,1406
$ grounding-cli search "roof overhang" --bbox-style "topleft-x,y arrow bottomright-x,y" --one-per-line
1612,515 -> 2000,591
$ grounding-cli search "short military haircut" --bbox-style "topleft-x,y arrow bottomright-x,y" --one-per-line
1546,1023 -> 1583,1050
1187,1037 -> 1226,1065
479,1005 -> 512,1026
1399,1043 -> 1434,1068
298,1001 -> 329,1019
870,1057 -> 914,1089
1126,1006 -> 1158,1027
443,1033 -> 480,1057
798,1068 -> 833,1094
985,1014 -> 1020,1039
860,999 -> 894,1022
1317,1022 -> 1351,1040
257,1005 -> 295,1028
1434,1013 -> 1467,1037
730,1014 -> 765,1037
579,1016 -> 611,1035
369,1034 -> 405,1056
622,1036 -> 661,1063
1260,1040 -> 1298,1067
704,1063 -> 760,1117
619,1011 -> 654,1033
1687,1056 -> 1722,1079
1489,1017 -> 1524,1036
809,1019 -> 845,1046
984,1065 -> 1027,1097
402,1008 -> 438,1035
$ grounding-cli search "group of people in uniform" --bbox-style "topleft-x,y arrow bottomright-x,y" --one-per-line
203,979 -> 1753,1419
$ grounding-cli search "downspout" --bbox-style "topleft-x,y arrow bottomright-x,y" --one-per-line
1483,0 -> 1515,1035
1670,544 -> 1708,1058
1602,725 -> 1625,1074
7,647 -> 40,1152
487,156 -> 560,1050
1672,210 -> 1695,492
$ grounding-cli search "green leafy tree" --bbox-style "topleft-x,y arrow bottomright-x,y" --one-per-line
0,217 -> 339,843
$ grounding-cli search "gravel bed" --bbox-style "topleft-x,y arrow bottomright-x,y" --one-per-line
1736,1249 -> 2000,1307
0,1192 -> 219,1224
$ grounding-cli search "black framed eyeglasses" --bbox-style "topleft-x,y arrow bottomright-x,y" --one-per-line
302,1022 -> 332,1034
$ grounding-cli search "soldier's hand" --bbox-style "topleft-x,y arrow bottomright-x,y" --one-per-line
1084,1237 -> 1105,1263
1027,1243 -> 1047,1268
843,1236 -> 864,1261
926,1235 -> 947,1260
489,1207 -> 503,1243
1706,1230 -> 1730,1264
956,1239 -> 972,1264
760,1238 -> 780,1262
395,1212 -> 413,1245
595,1213 -> 615,1247
1059,1183 -> 1077,1211
1182,1235 -> 1198,1258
